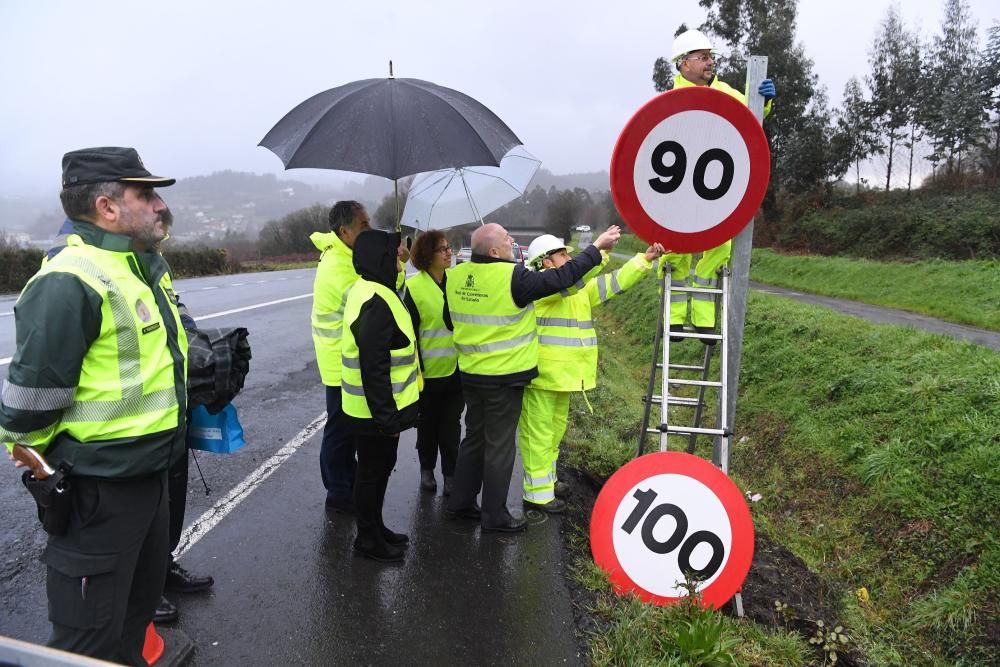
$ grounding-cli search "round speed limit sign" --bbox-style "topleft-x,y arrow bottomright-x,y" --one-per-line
590,452 -> 754,608
610,87 -> 771,253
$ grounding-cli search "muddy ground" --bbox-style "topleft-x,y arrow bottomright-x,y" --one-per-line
556,462 -> 868,666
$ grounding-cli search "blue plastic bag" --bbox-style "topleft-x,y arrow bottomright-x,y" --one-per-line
188,403 -> 246,454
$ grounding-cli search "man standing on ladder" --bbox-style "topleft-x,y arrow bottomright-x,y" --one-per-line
662,29 -> 776,343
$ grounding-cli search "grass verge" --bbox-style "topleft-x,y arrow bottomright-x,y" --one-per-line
561,268 -> 1000,665
749,248 -> 1000,331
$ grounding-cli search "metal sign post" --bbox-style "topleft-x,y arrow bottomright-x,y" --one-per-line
719,56 -> 769,473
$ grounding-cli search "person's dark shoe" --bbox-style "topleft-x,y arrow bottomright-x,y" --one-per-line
554,481 -> 570,498
419,469 -> 437,492
695,326 -> 718,345
669,324 -> 685,342
382,526 -> 410,546
352,538 -> 405,563
325,496 -> 354,514
165,562 -> 214,593
523,498 -> 567,514
444,504 -> 482,520
442,476 -> 453,497
482,516 -> 528,533
153,596 -> 179,624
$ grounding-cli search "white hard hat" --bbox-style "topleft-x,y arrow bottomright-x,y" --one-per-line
671,29 -> 713,62
527,234 -> 569,269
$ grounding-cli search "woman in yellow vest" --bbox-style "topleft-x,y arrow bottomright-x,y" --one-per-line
403,230 -> 462,496
341,230 -> 422,563
518,235 -> 664,512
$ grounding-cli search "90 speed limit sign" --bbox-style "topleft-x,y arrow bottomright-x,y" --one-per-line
610,86 -> 771,253
590,452 -> 754,608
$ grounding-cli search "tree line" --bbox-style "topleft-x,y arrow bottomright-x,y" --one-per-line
653,0 -> 1000,195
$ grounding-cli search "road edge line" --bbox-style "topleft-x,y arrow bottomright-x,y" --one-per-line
174,412 -> 327,559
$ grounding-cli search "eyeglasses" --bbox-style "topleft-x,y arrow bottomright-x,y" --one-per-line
435,244 -> 453,253
685,53 -> 715,63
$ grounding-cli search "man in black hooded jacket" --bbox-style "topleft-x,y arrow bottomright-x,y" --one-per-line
340,230 -> 420,562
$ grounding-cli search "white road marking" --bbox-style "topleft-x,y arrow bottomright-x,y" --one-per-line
200,286 -> 219,291
1,312 -> 13,317
196,293 -> 312,321
0,293 -> 313,366
174,412 -> 326,559
231,282 -> 246,286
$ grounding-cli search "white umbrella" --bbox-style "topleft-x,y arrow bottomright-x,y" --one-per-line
401,146 -> 541,231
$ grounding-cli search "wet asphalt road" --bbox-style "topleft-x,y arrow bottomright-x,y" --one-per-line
0,268 -> 581,665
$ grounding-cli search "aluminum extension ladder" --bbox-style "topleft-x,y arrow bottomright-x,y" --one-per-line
638,262 -> 732,465
636,261 -> 744,616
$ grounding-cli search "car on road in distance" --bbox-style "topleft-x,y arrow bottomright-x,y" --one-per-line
455,246 -> 473,264
513,243 -> 526,265
575,225 -> 591,232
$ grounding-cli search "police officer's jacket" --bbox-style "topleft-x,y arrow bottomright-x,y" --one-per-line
341,231 -> 421,436
0,219 -> 188,477
445,245 -> 603,387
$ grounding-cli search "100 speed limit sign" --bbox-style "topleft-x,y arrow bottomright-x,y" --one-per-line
590,452 -> 754,608
610,86 -> 771,253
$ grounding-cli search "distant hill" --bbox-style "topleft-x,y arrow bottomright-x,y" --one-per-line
0,167 -> 610,242
530,168 -> 610,193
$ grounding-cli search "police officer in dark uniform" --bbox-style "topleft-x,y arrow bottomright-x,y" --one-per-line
1,147 -> 188,665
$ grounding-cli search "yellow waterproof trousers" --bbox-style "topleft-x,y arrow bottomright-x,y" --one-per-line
660,240 -> 731,327
517,387 -> 570,505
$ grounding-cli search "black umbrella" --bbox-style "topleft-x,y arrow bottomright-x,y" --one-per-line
259,72 -> 522,213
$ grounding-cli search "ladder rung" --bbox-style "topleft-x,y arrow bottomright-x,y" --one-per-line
668,331 -> 723,341
647,425 -> 729,436
648,395 -> 701,407
657,363 -> 704,371
668,378 -> 722,388
669,286 -> 723,295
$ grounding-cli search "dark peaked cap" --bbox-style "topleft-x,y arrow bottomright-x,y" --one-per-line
62,147 -> 175,188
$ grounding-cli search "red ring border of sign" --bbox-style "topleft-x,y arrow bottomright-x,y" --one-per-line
610,87 -> 771,253
590,451 -> 755,608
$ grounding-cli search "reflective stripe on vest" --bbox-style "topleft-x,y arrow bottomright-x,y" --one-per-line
446,262 -> 537,376
340,279 -> 422,419
31,246 -> 184,442
405,271 -> 457,379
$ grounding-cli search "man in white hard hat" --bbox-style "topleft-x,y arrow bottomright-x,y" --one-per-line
516,233 -> 664,512
663,28 -> 775,344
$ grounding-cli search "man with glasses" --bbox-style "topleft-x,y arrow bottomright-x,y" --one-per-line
444,223 -> 621,533
662,28 -> 775,343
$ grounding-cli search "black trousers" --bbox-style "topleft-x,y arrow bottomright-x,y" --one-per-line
447,383 -> 524,528
167,446 -> 188,559
415,386 -> 463,476
321,386 -> 357,504
42,472 -> 170,666
352,433 -> 399,543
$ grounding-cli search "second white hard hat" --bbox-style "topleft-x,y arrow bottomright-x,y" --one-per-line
671,29 -> 714,62
527,234 -> 569,269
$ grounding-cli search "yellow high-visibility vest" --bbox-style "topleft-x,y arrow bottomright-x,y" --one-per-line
446,262 -> 537,377
405,270 -> 457,379
341,279 -> 422,419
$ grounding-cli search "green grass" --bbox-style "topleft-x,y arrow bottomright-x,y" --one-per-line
750,248 -> 1000,331
563,271 -> 1000,665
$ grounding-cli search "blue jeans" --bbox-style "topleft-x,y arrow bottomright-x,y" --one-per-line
320,386 -> 356,503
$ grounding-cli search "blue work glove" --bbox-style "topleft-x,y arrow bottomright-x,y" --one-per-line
758,79 -> 776,100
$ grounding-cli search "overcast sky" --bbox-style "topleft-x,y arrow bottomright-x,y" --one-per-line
1,0 -> 996,197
